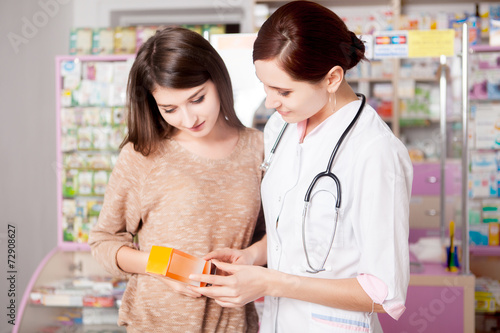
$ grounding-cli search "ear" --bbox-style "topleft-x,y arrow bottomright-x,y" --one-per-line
325,66 -> 344,94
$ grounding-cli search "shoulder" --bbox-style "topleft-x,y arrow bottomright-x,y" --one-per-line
353,103 -> 399,148
116,142 -> 167,176
352,106 -> 412,176
242,127 -> 263,145
239,127 -> 264,158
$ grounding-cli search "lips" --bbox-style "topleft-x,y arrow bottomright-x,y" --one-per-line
189,121 -> 205,132
277,110 -> 291,116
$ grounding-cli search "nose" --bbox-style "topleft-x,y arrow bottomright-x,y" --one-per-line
180,108 -> 197,128
264,92 -> 281,110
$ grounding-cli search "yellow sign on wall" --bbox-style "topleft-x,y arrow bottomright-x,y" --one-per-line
408,29 -> 455,58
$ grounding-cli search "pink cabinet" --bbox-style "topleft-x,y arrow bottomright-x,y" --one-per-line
379,266 -> 475,333
412,162 -> 461,196
410,162 -> 461,242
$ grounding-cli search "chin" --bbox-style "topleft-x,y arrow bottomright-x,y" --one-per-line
279,114 -> 303,124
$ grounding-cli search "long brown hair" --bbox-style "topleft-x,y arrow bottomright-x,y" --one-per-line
122,26 -> 243,156
253,1 -> 366,83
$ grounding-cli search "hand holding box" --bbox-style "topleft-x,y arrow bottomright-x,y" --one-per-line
146,246 -> 213,287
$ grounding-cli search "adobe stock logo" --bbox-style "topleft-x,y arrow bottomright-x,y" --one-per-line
7,0 -> 71,54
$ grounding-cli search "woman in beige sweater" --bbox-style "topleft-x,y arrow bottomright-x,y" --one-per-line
88,27 -> 264,332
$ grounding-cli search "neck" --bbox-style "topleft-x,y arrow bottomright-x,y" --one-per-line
305,80 -> 358,136
174,115 -> 234,144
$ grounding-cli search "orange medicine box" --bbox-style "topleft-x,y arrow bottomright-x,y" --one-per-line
489,223 -> 500,246
146,246 -> 213,287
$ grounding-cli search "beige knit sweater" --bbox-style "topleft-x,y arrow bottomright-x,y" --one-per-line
89,127 -> 264,332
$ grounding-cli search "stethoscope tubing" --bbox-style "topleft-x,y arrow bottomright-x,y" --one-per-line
263,93 -> 367,273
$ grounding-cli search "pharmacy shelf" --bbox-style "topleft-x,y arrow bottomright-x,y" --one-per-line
470,246 -> 500,257
399,76 -> 438,83
471,45 -> 500,53
346,77 -> 393,83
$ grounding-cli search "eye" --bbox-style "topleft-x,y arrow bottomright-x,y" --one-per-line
162,108 -> 176,114
191,95 -> 205,104
278,91 -> 291,97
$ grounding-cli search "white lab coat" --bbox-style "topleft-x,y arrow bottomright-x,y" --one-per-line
260,99 -> 413,333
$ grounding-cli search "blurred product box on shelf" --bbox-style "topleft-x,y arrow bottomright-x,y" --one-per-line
29,277 -> 125,308
490,5 -> 500,46
475,277 -> 500,313
92,28 -> 114,55
470,224 -> 489,246
470,53 -> 500,101
400,84 -> 439,119
82,307 -> 119,325
478,53 -> 500,70
470,71 -> 488,100
473,103 -> 500,148
114,27 -> 137,55
476,291 -> 497,312
373,83 -> 393,100
468,200 -> 500,246
70,24 -> 228,55
370,60 -> 393,78
489,222 -> 500,246
487,71 -> 500,100
400,59 -> 438,78
82,294 -> 115,307
69,28 -> 93,55
469,171 -> 497,198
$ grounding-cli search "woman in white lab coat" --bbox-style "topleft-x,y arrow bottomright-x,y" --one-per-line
189,1 -> 413,332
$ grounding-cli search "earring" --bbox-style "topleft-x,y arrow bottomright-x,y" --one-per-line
329,93 -> 337,113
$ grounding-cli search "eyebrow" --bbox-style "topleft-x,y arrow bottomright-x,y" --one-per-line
269,85 -> 291,91
157,86 -> 205,108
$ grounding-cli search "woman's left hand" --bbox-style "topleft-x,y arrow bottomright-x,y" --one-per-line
188,260 -> 271,307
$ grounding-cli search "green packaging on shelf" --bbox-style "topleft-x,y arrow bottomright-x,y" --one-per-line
92,28 -> 114,55
63,228 -> 74,242
469,203 -> 481,225
69,28 -> 93,55
63,169 -> 78,197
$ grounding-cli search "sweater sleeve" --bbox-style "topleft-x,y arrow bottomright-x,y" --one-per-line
88,143 -> 145,279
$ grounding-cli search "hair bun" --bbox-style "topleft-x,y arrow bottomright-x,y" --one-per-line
349,32 -> 366,69
350,32 -> 364,51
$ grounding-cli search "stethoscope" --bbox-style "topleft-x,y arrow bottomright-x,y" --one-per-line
260,93 -> 366,273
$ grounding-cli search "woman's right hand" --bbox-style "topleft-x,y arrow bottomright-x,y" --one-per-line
149,274 -> 203,298
203,248 -> 255,266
